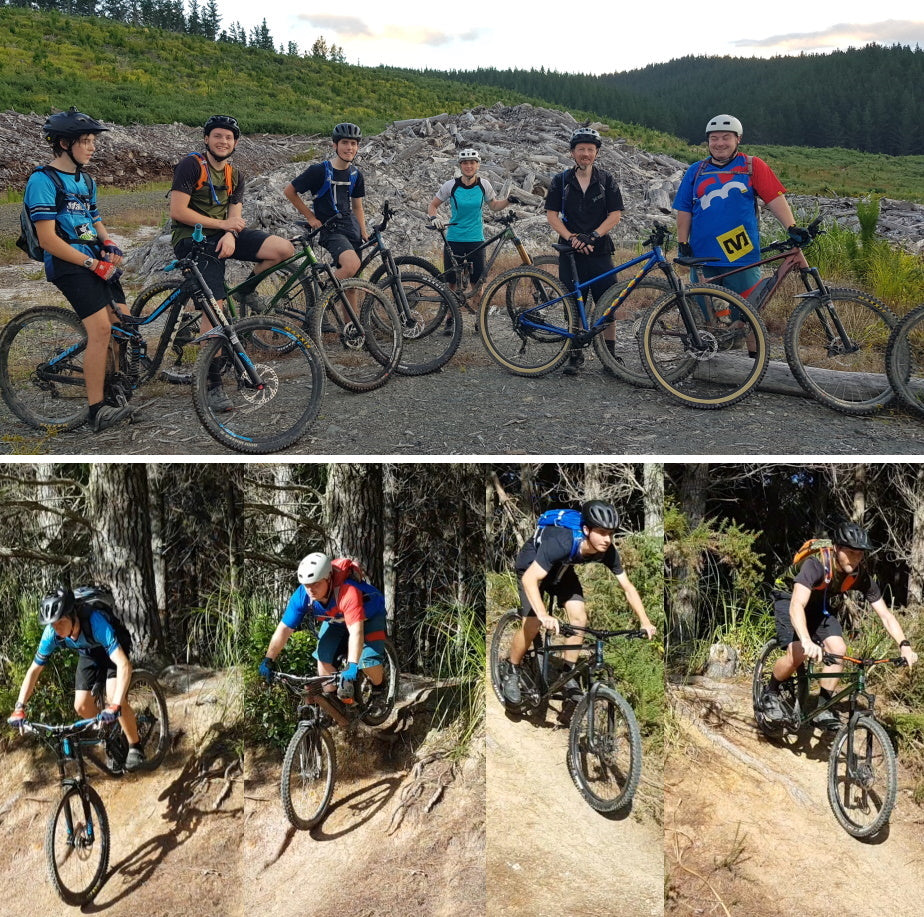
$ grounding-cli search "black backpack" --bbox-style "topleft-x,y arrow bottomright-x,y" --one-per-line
17,167 -> 95,261
73,584 -> 133,658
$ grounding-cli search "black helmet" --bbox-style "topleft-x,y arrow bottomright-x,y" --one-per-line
332,122 -> 362,142
204,114 -> 240,139
581,499 -> 619,531
43,107 -> 108,141
39,586 -> 75,626
570,127 -> 602,149
832,521 -> 873,551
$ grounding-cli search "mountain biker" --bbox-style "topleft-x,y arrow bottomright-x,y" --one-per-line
426,149 -> 511,330
169,114 -> 294,410
24,107 -> 131,432
7,586 -> 146,772
545,127 -> 624,375
502,499 -> 656,707
761,522 -> 918,730
673,114 -> 809,300
283,122 -> 369,285
259,553 -> 387,704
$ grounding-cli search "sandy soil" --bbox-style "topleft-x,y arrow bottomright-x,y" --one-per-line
666,677 -> 924,917
0,669 -> 243,917
485,676 -> 663,916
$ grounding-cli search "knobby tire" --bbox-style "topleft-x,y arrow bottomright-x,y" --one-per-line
281,724 -> 337,830
45,784 -> 110,905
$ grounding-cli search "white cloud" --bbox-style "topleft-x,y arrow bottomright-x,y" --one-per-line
733,19 -> 924,51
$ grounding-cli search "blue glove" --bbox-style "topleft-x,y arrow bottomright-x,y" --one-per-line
259,656 -> 275,684
678,242 -> 693,258
101,239 -> 124,258
340,662 -> 359,682
787,225 -> 812,246
98,704 -> 120,724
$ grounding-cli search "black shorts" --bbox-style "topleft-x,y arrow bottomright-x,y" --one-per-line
516,565 -> 584,617
174,228 -> 270,300
443,240 -> 486,286
52,259 -> 126,320
320,231 -> 361,268
773,595 -> 844,648
74,648 -> 118,693
558,251 -> 616,306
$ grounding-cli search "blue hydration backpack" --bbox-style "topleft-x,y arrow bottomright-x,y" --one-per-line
534,508 -> 585,561
315,159 -> 358,214
17,166 -> 94,261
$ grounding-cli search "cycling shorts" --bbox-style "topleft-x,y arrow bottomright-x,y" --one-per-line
74,647 -> 118,693
52,259 -> 126,320
773,594 -> 844,649
313,613 -> 387,668
173,228 -> 270,300
320,231 -> 361,269
517,566 -> 584,617
443,240 -> 486,286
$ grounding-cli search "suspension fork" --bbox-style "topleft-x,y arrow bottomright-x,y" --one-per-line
377,240 -> 414,324
798,267 -> 857,352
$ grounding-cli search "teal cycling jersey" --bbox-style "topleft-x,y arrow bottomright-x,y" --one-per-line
34,609 -> 122,665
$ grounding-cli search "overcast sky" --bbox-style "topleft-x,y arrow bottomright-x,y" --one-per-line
216,2 -> 923,74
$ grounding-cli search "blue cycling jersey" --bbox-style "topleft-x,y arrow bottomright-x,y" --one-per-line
34,609 -> 122,665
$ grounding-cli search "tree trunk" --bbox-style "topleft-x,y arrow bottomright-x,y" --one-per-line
908,466 -> 924,604
86,464 -> 162,663
670,463 -> 710,655
324,464 -> 384,587
644,463 -> 665,537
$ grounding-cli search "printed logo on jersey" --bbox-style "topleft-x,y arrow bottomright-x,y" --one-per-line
716,225 -> 754,261
699,180 -> 750,211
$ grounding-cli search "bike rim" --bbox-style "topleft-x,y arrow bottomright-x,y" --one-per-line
571,693 -> 636,806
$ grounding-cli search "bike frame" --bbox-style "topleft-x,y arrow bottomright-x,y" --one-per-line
276,672 -> 351,728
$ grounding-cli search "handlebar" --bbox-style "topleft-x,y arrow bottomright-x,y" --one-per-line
642,222 -> 672,250
557,622 -> 648,640
759,215 -> 825,254
820,652 -> 908,668
274,671 -> 339,693
19,717 -> 101,737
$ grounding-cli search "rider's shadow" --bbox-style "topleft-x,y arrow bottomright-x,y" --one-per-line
311,776 -> 400,840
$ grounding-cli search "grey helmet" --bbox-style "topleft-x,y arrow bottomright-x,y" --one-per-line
297,552 -> 332,585
332,122 -> 362,142
581,499 -> 619,531
39,586 -> 75,626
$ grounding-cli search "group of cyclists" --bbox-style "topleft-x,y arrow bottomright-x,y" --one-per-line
20,105 -> 820,433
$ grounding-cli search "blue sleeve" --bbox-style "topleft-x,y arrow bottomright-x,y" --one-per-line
24,170 -> 59,223
88,610 -> 121,657
281,587 -> 311,630
672,163 -> 697,213
34,625 -> 58,665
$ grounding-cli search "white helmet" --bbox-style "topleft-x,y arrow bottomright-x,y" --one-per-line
458,148 -> 481,162
706,114 -> 743,138
297,552 -> 331,585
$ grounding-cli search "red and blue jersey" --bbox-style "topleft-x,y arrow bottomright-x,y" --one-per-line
673,154 -> 786,268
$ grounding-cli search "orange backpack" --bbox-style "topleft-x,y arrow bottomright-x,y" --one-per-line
791,538 -> 857,593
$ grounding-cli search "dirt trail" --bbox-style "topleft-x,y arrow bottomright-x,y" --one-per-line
667,677 -> 924,917
485,681 -> 663,917
242,676 -> 485,917
0,669 -> 243,917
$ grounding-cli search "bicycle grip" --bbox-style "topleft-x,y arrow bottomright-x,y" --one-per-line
164,260 -> 178,272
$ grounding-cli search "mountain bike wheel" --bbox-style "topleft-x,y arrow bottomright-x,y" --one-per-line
369,255 -> 442,285
388,272 -> 461,375
752,639 -> 807,742
313,279 -> 402,393
489,610 -> 543,711
281,724 -> 336,830
45,784 -> 110,905
639,284 -> 769,408
359,638 -> 400,727
0,306 -> 88,429
124,669 -> 169,770
528,254 -> 560,277
478,267 -> 573,375
192,317 -> 324,453
591,276 -> 670,387
567,685 -> 642,814
130,280 -> 197,382
238,267 -> 315,321
784,289 -> 897,414
886,304 -> 924,419
827,715 -> 897,838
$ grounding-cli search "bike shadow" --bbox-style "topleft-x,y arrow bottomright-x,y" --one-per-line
310,775 -> 401,841
81,723 -> 241,912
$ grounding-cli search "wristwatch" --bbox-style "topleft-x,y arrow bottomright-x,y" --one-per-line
82,257 -> 94,269
590,231 -> 600,240
900,640 -> 911,647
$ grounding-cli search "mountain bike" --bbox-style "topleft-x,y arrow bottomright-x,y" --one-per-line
273,640 -> 400,830
131,221 -> 402,394
701,217 -> 897,415
353,202 -> 461,375
885,303 -> 924,419
752,639 -> 907,838
478,223 -> 769,409
373,211 -> 557,316
0,236 -> 324,454
489,612 -> 646,814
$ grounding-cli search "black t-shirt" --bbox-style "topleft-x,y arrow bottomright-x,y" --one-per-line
515,526 -> 624,581
793,555 -> 882,615
545,166 -> 623,245
290,161 -> 365,238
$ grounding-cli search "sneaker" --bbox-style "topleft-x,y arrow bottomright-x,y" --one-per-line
337,679 -> 355,704
760,690 -> 787,723
813,708 -> 842,732
106,756 -> 125,775
502,664 -> 522,706
89,403 -> 133,433
124,746 -> 145,772
442,317 -> 455,336
208,386 -> 233,413
561,677 -> 583,704
563,351 -> 585,376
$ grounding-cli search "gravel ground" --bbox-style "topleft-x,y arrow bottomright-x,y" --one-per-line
2,198 -> 923,458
